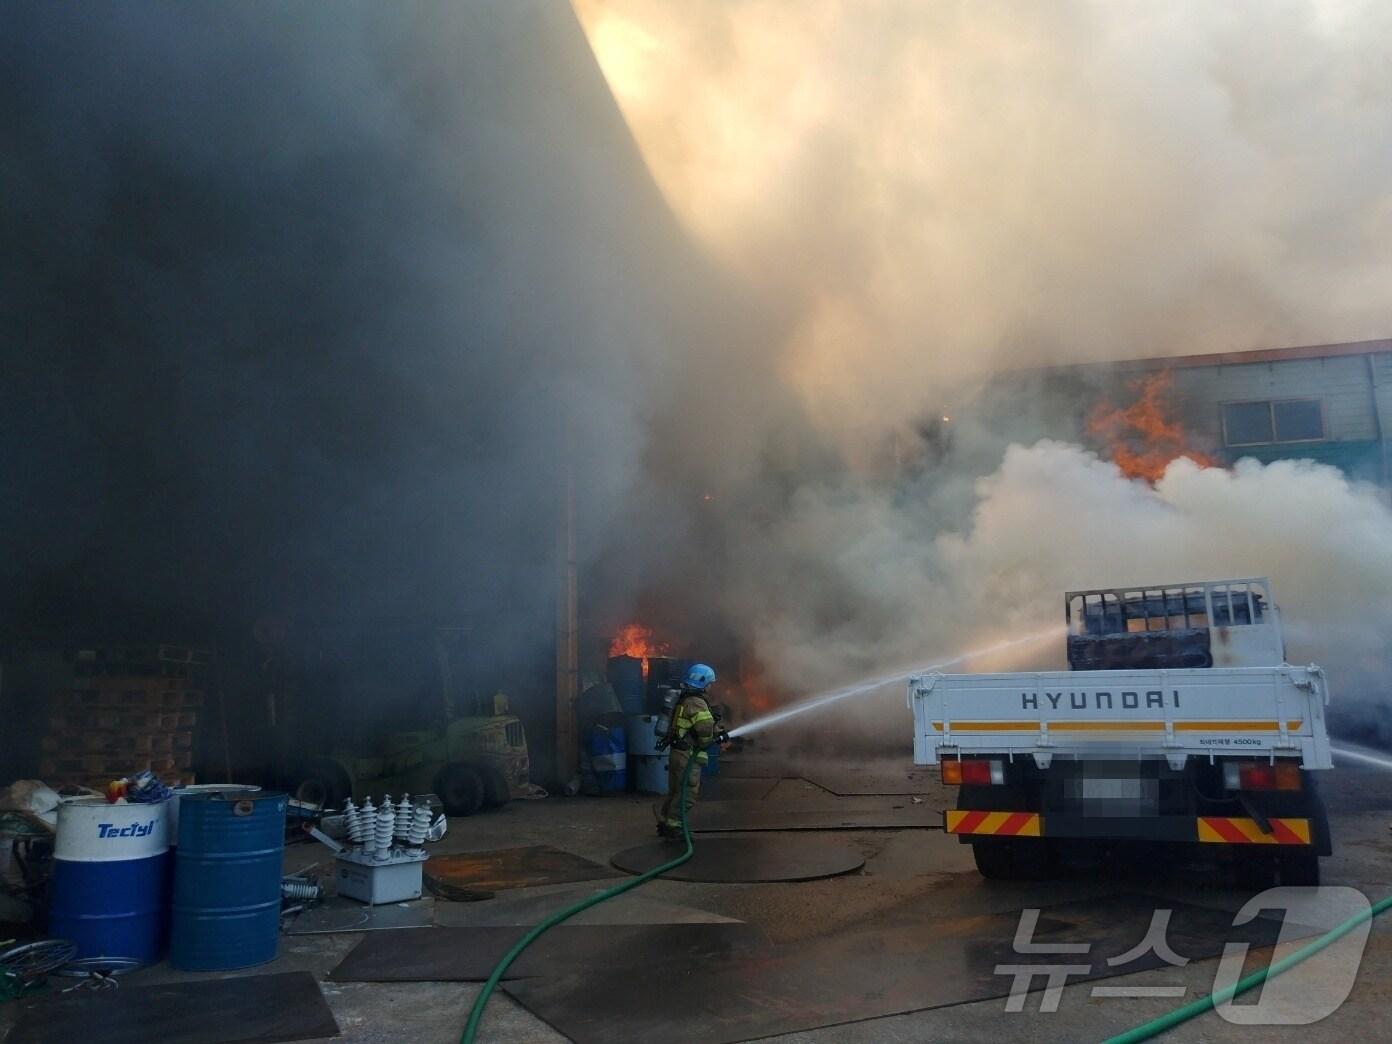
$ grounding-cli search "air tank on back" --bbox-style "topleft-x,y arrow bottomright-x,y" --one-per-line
644,657 -> 688,713
170,790 -> 286,971
651,686 -> 679,745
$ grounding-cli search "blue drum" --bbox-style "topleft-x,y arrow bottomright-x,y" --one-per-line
588,724 -> 627,793
170,790 -> 286,971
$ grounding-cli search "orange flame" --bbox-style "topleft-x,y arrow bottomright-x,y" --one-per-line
1086,371 -> 1220,483
737,677 -> 776,717
609,624 -> 670,678
730,656 -> 783,720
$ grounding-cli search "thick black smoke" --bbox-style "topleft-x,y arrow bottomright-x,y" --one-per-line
0,2 -> 761,779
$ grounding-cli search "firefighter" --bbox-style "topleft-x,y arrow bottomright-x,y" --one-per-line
657,663 -> 719,839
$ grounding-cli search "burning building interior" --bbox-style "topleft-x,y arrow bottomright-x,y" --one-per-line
4,2 -> 1392,1042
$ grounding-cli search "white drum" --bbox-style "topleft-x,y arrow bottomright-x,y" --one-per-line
51,798 -> 169,962
56,798 -> 167,861
626,715 -> 663,757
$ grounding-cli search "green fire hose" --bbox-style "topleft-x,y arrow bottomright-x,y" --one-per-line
1102,894 -> 1392,1044
460,749 -> 1390,1044
460,752 -> 702,1044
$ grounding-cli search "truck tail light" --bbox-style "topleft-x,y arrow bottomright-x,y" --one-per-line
942,758 -> 1004,786
1223,760 -> 1302,792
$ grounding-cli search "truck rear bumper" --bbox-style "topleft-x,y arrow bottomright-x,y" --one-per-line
945,810 -> 1313,845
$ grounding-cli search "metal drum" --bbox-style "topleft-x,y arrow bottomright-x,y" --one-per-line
607,656 -> 645,716
636,753 -> 669,795
170,790 -> 286,971
50,798 -> 169,963
587,724 -> 627,794
167,784 -> 262,845
701,743 -> 721,779
625,714 -> 662,757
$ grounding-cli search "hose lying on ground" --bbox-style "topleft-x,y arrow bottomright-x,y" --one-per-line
465,756 -> 1390,1043
460,753 -> 701,1044
1102,894 -> 1392,1044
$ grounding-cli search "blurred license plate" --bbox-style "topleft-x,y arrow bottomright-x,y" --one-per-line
1082,778 -> 1144,800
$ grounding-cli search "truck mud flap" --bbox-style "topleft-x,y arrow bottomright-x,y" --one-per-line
944,810 -> 1041,837
1196,816 -> 1312,845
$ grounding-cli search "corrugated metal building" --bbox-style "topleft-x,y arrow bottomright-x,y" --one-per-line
988,338 -> 1392,485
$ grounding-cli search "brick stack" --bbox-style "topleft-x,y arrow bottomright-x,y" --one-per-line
39,643 -> 208,791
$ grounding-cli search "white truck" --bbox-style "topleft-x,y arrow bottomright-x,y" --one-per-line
911,579 -> 1331,885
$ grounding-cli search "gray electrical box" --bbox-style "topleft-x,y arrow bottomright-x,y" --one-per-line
335,848 -> 428,905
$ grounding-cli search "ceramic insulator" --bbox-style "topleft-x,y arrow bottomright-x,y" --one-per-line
342,798 -> 359,843
407,802 -> 431,845
281,879 -> 323,901
374,804 -> 395,857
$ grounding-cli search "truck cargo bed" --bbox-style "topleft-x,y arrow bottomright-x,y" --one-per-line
911,665 -> 1330,770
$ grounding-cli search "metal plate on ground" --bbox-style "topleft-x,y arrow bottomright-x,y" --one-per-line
284,895 -> 434,934
425,844 -> 616,893
800,765 -> 950,796
432,884 -> 742,927
611,835 -> 865,882
327,923 -> 767,981
698,776 -> 780,801
7,970 -> 339,1044
501,893 -> 1311,1044
690,801 -> 939,832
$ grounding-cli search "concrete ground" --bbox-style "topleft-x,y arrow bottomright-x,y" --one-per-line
7,753 -> 1392,1044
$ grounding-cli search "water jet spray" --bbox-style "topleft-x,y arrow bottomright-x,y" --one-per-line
1331,741 -> 1392,773
726,627 -> 1062,739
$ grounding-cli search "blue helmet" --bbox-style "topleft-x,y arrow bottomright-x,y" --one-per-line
683,663 -> 716,691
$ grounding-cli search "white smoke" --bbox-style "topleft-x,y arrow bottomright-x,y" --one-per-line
725,441 -> 1392,741
945,443 -> 1392,671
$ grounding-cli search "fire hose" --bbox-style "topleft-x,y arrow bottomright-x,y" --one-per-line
459,752 -> 702,1044
460,746 -> 1392,1042
1102,894 -> 1392,1044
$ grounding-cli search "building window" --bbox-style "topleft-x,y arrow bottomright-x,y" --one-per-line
1222,399 -> 1325,446
1222,401 -> 1273,445
1272,399 -> 1324,441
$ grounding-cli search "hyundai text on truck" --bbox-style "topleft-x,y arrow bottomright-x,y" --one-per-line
910,578 -> 1331,885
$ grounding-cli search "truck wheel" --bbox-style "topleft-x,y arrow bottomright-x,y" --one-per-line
437,765 -> 485,817
1279,852 -> 1320,887
1010,840 -> 1055,881
972,841 -> 1019,880
296,760 -> 351,811
482,768 -> 510,809
1235,852 -> 1277,891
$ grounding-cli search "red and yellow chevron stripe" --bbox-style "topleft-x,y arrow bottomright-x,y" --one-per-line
945,810 -> 1042,837
1196,816 -> 1311,845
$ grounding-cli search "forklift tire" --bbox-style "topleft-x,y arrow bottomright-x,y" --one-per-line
296,761 -> 351,812
437,765 -> 486,817
482,768 -> 510,809
1279,851 -> 1321,887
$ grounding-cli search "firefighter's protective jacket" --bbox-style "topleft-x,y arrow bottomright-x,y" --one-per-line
671,693 -> 716,763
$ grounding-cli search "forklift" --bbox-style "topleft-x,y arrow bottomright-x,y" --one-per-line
294,625 -> 531,816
